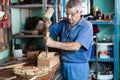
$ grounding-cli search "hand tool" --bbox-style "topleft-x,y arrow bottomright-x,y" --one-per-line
42,7 -> 54,58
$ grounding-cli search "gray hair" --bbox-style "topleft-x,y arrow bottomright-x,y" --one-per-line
66,0 -> 82,12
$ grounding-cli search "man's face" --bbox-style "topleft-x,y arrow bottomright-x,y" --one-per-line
66,7 -> 81,24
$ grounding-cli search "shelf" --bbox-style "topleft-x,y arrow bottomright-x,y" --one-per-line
8,4 -> 52,9
89,58 -> 114,62
13,34 -> 43,38
89,20 -> 114,25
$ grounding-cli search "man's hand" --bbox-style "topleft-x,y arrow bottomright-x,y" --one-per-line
38,20 -> 51,36
44,37 -> 55,47
36,20 -> 51,30
44,21 -> 52,28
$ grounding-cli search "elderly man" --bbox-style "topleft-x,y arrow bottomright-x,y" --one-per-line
43,0 -> 93,80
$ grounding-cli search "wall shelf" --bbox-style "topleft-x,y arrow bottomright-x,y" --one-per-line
10,0 -> 57,52
13,34 -> 43,38
90,20 -> 114,25
90,58 -> 114,62
8,4 -> 53,9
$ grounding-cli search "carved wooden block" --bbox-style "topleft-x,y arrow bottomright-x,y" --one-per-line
37,51 -> 60,69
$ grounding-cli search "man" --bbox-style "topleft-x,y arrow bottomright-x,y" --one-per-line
44,0 -> 93,80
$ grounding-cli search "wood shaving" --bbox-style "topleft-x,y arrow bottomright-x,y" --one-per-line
13,66 -> 50,76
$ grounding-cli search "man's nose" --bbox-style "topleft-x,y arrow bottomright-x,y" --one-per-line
67,14 -> 72,19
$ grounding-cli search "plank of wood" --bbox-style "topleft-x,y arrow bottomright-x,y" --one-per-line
0,62 -> 27,70
0,76 -> 17,80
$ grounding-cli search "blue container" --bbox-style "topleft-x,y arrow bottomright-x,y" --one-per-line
108,45 -> 113,57
90,45 -> 95,58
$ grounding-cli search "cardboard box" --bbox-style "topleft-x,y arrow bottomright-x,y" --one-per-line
0,38 -> 4,43
37,51 -> 60,69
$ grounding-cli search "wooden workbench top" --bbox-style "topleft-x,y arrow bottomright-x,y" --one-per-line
0,64 -> 60,80
0,57 -> 60,80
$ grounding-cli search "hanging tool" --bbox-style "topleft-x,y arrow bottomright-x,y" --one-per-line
42,7 -> 54,58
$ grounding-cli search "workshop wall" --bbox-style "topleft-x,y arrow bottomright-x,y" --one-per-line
92,0 -> 114,42
11,9 -> 29,34
11,0 -> 18,4
93,0 -> 114,13
12,9 -> 43,34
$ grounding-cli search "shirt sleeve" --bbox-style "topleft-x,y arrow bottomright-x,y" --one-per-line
75,23 -> 93,50
49,21 -> 64,39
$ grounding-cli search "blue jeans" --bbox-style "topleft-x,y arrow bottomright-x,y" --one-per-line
61,62 -> 89,80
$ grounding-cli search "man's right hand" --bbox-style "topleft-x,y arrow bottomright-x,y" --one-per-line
44,21 -> 52,28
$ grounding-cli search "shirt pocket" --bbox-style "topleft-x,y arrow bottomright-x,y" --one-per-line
60,32 -> 67,42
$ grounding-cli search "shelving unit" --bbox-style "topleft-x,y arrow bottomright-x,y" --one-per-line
8,0 -> 57,51
90,0 -> 119,80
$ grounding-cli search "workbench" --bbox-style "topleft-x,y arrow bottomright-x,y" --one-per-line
0,57 -> 60,80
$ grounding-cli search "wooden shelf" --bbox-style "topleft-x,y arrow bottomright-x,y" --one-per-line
89,58 -> 114,62
13,34 -> 43,38
89,20 -> 114,25
8,4 -> 52,9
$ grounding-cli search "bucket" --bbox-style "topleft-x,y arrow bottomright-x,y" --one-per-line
92,74 -> 113,80
13,49 -> 23,58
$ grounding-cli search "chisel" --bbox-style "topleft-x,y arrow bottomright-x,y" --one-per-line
42,7 -> 54,58
45,29 -> 50,58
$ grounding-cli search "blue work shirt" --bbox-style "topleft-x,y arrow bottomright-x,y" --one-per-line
49,17 -> 93,63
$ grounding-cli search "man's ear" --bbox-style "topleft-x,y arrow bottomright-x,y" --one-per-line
79,10 -> 83,14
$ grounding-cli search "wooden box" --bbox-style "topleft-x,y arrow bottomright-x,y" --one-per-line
37,51 -> 60,69
27,51 -> 40,60
0,28 -> 4,38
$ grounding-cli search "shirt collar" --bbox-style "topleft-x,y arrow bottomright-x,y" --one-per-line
65,17 -> 86,28
77,17 -> 86,27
